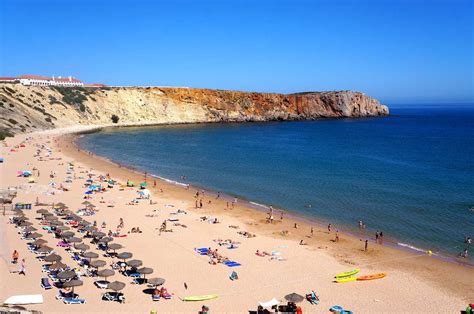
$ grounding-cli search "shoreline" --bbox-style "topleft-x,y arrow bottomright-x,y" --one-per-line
73,128 -> 473,268
59,129 -> 474,302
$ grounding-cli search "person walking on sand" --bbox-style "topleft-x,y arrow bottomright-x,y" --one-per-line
328,224 -> 331,232
375,231 -> 379,243
379,232 -> 384,244
335,230 -> 340,242
19,259 -> 26,275
280,210 -> 284,221
364,239 -> 369,252
310,227 -> 314,237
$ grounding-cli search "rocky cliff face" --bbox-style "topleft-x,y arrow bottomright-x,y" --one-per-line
0,84 -> 388,135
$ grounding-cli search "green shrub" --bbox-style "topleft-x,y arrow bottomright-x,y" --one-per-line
79,104 -> 86,112
8,118 -> 18,125
111,114 -> 119,123
0,130 -> 14,140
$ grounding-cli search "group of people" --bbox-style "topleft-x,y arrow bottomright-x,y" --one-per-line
11,250 -> 25,275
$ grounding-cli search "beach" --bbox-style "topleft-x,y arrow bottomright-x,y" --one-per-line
0,127 -> 472,313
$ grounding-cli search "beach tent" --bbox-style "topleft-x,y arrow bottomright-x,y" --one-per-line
259,298 -> 280,308
140,182 -> 147,189
3,294 -> 43,305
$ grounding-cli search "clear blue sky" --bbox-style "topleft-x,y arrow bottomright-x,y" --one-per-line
0,0 -> 472,104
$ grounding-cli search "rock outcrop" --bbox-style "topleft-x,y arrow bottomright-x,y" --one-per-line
0,84 -> 389,135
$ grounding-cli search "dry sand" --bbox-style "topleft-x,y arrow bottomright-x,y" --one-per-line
0,128 -> 472,313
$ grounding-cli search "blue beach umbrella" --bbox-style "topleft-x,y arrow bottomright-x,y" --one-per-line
85,191 -> 93,195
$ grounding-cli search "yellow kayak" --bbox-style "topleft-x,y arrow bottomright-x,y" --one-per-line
335,276 -> 357,283
335,268 -> 360,278
182,294 -> 218,302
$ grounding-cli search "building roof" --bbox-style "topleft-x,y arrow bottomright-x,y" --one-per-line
53,77 -> 82,83
17,75 -> 52,80
0,77 -> 17,81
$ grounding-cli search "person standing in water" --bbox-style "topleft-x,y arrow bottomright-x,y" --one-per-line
328,224 -> 331,232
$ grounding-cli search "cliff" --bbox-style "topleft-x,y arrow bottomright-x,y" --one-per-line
0,84 -> 389,135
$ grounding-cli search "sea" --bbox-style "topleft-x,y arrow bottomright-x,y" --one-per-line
77,105 -> 474,263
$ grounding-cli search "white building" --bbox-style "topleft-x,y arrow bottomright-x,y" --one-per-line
17,75 -> 84,87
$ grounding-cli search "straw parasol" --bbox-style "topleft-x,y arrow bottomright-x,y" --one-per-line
45,215 -> 58,221
90,259 -> 106,268
57,270 -> 76,280
60,231 -> 75,238
19,221 -> 33,227
82,251 -> 99,260
49,261 -> 67,271
147,277 -> 165,287
116,252 -> 132,261
99,237 -> 114,243
127,259 -> 142,268
36,209 -> 49,214
74,243 -> 90,251
107,243 -> 122,251
284,293 -> 305,303
97,269 -> 115,280
107,281 -> 125,292
93,231 -> 106,239
62,279 -> 83,294
137,267 -> 153,281
36,246 -> 53,253
43,254 -> 62,263
23,226 -> 37,232
26,232 -> 43,239
56,225 -> 70,231
54,202 -> 68,209
66,236 -> 82,243
31,239 -> 47,246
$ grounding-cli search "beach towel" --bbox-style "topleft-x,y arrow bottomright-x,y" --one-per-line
259,298 -> 280,308
223,261 -> 241,267
196,248 -> 209,255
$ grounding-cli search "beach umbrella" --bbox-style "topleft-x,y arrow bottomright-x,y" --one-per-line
93,231 -> 105,238
44,254 -> 62,263
97,269 -> 115,280
127,259 -> 142,268
45,215 -> 58,221
137,267 -> 153,281
74,243 -> 90,251
49,220 -> 63,226
57,270 -> 76,280
49,261 -> 67,271
15,216 -> 27,222
54,202 -> 68,209
23,226 -> 37,232
84,191 -> 93,195
284,293 -> 305,303
81,201 -> 92,205
66,236 -> 82,243
107,243 -> 122,252
36,246 -> 53,254
56,225 -> 70,231
63,279 -> 83,294
82,251 -> 99,260
107,281 -> 125,292
31,239 -> 47,246
36,209 -> 49,214
90,259 -> 106,268
99,237 -> 114,244
147,277 -> 165,287
19,221 -> 33,227
26,232 -> 43,239
116,252 -> 132,260
61,231 -> 75,238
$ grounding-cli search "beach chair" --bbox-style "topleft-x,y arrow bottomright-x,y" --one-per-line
152,293 -> 160,301
229,271 -> 238,280
103,292 -> 125,303
56,290 -> 78,300
306,291 -> 319,305
160,288 -> 172,299
63,298 -> 86,304
94,280 -> 109,289
41,277 -> 52,290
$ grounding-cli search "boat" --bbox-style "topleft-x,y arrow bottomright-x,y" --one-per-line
335,276 -> 357,283
357,273 -> 387,281
335,268 -> 360,278
182,294 -> 218,301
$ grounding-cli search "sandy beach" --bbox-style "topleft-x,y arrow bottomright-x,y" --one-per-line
0,127 -> 472,314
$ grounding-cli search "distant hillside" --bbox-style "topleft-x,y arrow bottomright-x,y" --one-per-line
0,84 -> 389,136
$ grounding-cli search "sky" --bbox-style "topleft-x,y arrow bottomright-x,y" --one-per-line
0,0 -> 472,104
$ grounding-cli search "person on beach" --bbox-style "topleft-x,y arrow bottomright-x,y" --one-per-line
199,199 -> 203,208
216,192 -> 220,199
294,223 -> 298,229
310,227 -> 314,237
461,249 -> 468,258
280,210 -> 284,220
195,200 -> 198,208
12,250 -> 19,264
359,220 -> 363,230
154,180 -> 157,187
335,230 -> 340,242
364,239 -> 369,251
328,224 -> 331,232
299,239 -> 307,245
18,259 -> 26,275
118,218 -> 124,229
379,232 -> 384,244
375,231 -> 379,243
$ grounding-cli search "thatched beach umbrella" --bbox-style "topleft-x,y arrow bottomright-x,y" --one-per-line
107,281 -> 125,292
108,243 -> 122,251
54,202 -> 68,209
15,216 -> 27,222
50,220 -> 63,226
147,277 -> 165,287
45,215 -> 58,221
19,221 -> 33,227
74,243 -> 90,251
284,293 -> 305,303
82,251 -> 99,260
66,236 -> 82,244
57,270 -> 76,280
56,225 -> 70,231
36,246 -> 53,254
63,279 -> 83,294
116,252 -> 132,261
137,267 -> 153,281
23,226 -> 37,232
44,254 -> 62,263
26,232 -> 43,239
61,231 -> 75,238
93,231 -> 105,239
90,259 -> 106,269
49,261 -> 67,271
36,209 -> 49,214
97,269 -> 115,281
42,213 -> 54,218
31,239 -> 47,246
99,236 -> 114,244
127,259 -> 142,268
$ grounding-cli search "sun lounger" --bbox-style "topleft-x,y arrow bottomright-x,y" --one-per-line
103,292 -> 125,303
94,281 -> 109,289
152,294 -> 160,301
195,248 -> 209,255
223,261 -> 241,267
41,278 -> 52,289
63,298 -> 86,304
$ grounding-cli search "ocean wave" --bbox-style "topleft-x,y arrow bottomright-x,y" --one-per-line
149,174 -> 188,187
249,201 -> 270,209
397,242 -> 428,254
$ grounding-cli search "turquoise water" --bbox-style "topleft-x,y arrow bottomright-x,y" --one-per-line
78,106 -> 474,261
